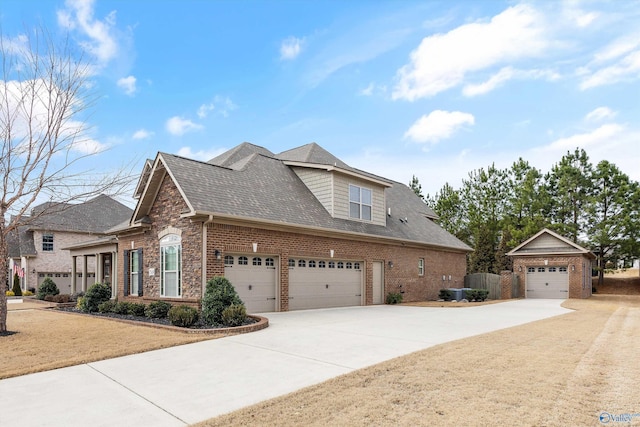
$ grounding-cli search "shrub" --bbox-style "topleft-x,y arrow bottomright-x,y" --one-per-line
76,297 -> 85,310
52,294 -> 71,303
98,300 -> 117,313
145,300 -> 172,318
37,277 -> 60,300
22,290 -> 34,296
113,301 -> 133,315
71,292 -> 84,302
12,274 -> 22,296
79,282 -> 112,313
129,302 -> 146,317
28,287 -> 36,294
6,290 -> 15,297
201,276 -> 244,326
465,289 -> 489,302
168,305 -> 199,327
44,295 -> 54,301
439,289 -> 453,301
221,304 -> 247,327
386,292 -> 403,304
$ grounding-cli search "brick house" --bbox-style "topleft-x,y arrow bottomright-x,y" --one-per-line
115,142 -> 471,312
7,195 -> 132,294
507,228 -> 594,299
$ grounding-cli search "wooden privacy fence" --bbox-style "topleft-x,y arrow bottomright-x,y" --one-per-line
464,273 -> 502,300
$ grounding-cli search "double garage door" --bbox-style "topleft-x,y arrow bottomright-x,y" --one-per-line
526,266 -> 569,298
224,255 -> 363,313
288,258 -> 363,310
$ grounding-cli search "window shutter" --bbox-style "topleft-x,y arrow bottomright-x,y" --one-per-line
123,250 -> 129,296
137,249 -> 144,296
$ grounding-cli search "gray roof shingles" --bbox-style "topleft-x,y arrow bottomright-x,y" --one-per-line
159,144 -> 470,252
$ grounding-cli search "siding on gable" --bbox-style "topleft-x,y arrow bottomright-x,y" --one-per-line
333,173 -> 386,226
292,167 -> 334,215
525,234 -> 575,251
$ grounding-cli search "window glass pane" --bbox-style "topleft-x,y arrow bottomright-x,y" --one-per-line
362,205 -> 372,221
350,202 -> 360,219
253,257 -> 262,266
288,259 -> 295,267
265,258 -> 274,267
298,260 -> 306,267
362,188 -> 372,205
354,262 -> 361,270
164,272 -> 178,297
328,261 -> 335,268
308,260 -> 316,268
538,267 -> 545,272
224,255 -> 234,266
337,262 -> 344,269
528,267 -> 535,273
238,256 -> 248,265
164,246 -> 177,270
349,185 -> 360,203
318,261 -> 326,268
346,262 -> 352,269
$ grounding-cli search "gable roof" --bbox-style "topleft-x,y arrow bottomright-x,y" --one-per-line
22,195 -> 133,234
132,143 -> 470,252
507,228 -> 595,258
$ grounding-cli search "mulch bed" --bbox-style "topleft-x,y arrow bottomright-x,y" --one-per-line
56,307 -> 258,330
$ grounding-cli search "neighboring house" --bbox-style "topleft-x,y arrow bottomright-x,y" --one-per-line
507,228 -> 594,299
115,142 -> 471,313
7,195 -> 133,294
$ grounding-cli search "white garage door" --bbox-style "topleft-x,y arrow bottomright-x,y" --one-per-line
526,266 -> 569,298
288,258 -> 363,310
38,272 -> 76,295
224,255 -> 277,313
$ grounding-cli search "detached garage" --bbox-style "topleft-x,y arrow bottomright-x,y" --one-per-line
508,228 -> 594,299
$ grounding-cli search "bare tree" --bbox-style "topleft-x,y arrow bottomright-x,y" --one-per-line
0,27 -> 132,333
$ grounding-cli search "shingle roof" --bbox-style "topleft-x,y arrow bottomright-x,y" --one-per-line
208,142 -> 274,167
151,144 -> 470,252
23,194 -> 133,234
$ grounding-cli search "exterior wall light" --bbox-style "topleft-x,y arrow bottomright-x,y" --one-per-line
214,249 -> 221,260
388,260 -> 393,268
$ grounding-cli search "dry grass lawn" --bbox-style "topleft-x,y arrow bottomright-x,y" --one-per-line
196,295 -> 640,427
1,302 -> 216,380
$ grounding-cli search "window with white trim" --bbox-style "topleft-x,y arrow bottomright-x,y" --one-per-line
42,233 -> 54,251
349,185 -> 372,221
130,250 -> 140,295
418,258 -> 425,276
160,234 -> 181,297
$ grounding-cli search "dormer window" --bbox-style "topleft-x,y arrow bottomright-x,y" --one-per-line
349,185 -> 372,221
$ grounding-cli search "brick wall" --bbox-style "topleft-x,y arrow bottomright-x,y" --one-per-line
512,255 -> 592,299
206,222 -> 467,310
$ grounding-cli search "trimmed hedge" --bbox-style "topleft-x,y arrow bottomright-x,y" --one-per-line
145,300 -> 172,318
221,304 -> 247,327
168,305 -> 199,327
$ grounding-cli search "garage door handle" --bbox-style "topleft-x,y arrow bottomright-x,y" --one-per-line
267,297 -> 276,300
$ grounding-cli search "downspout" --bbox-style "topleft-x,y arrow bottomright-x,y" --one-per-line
202,215 -> 214,296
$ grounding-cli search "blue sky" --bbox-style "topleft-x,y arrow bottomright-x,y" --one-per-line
2,0 -> 640,206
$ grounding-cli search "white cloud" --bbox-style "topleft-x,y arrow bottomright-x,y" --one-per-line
543,124 -> 625,152
463,67 -> 560,96
57,0 -> 119,64
585,107 -> 616,123
197,95 -> 237,119
404,110 -> 475,144
132,129 -> 153,140
165,116 -> 203,136
360,82 -> 375,96
176,146 -> 226,162
280,36 -> 304,60
393,4 -> 548,100
117,75 -> 136,96
580,50 -> 640,90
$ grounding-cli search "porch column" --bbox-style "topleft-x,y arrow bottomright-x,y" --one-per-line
82,255 -> 88,292
71,256 -> 77,294
96,253 -> 103,284
111,251 -> 117,299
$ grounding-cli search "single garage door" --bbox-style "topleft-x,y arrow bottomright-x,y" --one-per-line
526,266 -> 569,298
224,255 -> 278,313
288,258 -> 363,310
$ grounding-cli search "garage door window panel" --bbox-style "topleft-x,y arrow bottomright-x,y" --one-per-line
288,259 -> 295,268
224,255 -> 234,266
253,257 -> 262,266
308,260 -> 316,268
238,256 -> 248,265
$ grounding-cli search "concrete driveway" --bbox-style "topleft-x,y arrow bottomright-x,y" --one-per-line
0,300 -> 571,426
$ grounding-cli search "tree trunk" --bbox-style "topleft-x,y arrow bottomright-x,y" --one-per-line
0,225 -> 8,333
